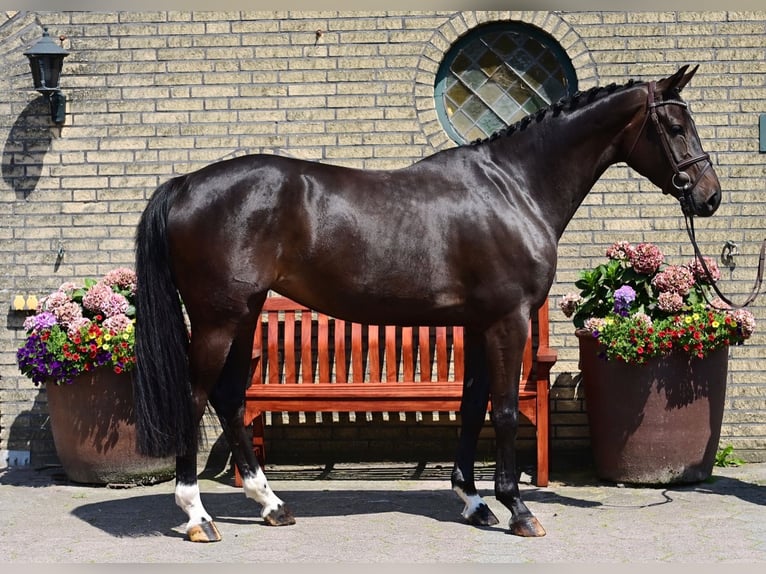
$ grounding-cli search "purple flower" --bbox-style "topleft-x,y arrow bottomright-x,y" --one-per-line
613,285 -> 636,317
23,311 -> 57,332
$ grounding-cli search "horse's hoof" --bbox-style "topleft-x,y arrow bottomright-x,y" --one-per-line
187,519 -> 222,542
509,515 -> 546,537
464,503 -> 500,527
264,504 -> 296,526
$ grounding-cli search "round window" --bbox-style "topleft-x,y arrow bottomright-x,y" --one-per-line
435,22 -> 578,144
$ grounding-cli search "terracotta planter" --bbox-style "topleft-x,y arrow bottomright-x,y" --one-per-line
45,368 -> 174,486
576,330 -> 728,485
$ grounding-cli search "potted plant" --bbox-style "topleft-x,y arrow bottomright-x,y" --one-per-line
559,241 -> 756,485
16,268 -> 174,485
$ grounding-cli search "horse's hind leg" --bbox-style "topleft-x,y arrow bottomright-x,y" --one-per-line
172,369 -> 222,541
175,311 -> 292,543
175,450 -> 221,542
451,329 -> 499,526
207,319 -> 294,527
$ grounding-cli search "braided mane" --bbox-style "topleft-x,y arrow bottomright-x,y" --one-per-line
469,78 -> 643,146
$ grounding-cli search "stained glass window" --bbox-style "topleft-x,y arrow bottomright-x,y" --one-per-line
435,23 -> 578,144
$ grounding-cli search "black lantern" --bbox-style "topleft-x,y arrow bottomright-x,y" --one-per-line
23,27 -> 69,125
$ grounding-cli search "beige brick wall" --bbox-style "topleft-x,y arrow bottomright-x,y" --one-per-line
1,10 -> 764,469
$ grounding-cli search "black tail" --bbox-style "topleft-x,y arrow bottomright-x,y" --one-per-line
134,176 -> 196,458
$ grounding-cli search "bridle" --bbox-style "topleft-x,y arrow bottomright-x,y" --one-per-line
626,80 -> 712,209
627,81 -> 765,309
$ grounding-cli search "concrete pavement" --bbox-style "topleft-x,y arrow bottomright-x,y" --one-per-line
1,460 -> 764,563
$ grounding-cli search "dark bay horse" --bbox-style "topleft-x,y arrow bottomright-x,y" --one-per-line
133,65 -> 721,541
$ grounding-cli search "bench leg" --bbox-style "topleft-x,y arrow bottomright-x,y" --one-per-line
235,412 -> 267,488
535,381 -> 550,487
253,412 -> 267,468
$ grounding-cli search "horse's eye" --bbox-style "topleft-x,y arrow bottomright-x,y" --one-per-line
670,124 -> 684,136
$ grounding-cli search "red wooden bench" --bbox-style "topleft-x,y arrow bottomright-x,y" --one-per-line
238,295 -> 556,487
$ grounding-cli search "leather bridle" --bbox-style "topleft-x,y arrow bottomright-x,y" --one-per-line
627,80 -> 765,309
626,81 -> 713,213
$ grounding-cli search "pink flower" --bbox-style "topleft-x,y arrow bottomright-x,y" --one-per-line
67,317 -> 92,337
41,290 -> 70,313
82,282 -> 114,313
651,265 -> 695,296
632,312 -> 653,327
57,281 -> 78,293
558,293 -> 582,318
102,293 -> 129,317
103,267 -> 137,294
606,241 -> 637,261
730,309 -> 756,338
103,313 -> 132,332
686,256 -> 721,284
584,317 -> 606,333
629,243 -> 664,274
708,297 -> 732,310
657,291 -> 684,313
55,301 -> 84,328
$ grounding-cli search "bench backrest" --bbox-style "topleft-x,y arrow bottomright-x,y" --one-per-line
250,296 -> 550,391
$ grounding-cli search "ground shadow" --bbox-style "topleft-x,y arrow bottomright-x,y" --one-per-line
2,96 -> 55,199
681,473 -> 766,507
68,484 -> 601,540
64,457 -> 766,539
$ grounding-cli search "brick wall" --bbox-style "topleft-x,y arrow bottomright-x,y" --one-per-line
1,10 -> 764,471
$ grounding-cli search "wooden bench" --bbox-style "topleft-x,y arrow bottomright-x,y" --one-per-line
238,295 -> 556,487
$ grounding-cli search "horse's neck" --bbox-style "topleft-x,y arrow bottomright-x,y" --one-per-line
489,88 -> 644,239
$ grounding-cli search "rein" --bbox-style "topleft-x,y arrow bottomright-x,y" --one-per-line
630,81 -> 766,309
683,207 -> 766,309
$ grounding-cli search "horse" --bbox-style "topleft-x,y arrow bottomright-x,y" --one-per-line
133,64 -> 721,542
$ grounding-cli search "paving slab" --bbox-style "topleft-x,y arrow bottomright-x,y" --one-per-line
1,460 -> 764,563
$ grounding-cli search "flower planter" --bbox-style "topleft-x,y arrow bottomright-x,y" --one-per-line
46,368 -> 174,486
576,330 -> 728,485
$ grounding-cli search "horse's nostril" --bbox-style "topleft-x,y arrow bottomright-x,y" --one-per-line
701,190 -> 721,215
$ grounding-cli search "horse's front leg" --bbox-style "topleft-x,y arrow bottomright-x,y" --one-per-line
486,315 -> 546,537
451,328 -> 499,526
174,450 -> 222,542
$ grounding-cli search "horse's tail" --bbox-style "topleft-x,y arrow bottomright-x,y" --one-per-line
133,176 -> 196,458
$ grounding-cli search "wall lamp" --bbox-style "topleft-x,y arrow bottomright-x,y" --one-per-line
23,27 -> 69,125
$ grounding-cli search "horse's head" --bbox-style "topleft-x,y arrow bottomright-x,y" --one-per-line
624,65 -> 722,217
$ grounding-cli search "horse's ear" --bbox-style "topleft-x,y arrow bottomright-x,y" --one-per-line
659,64 -> 698,95
674,64 -> 699,93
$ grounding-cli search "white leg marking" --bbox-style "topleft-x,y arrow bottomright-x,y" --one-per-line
242,467 -> 285,518
453,484 -> 486,520
175,482 -> 213,528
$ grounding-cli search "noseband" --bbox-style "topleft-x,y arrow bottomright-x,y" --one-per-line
626,81 -> 712,212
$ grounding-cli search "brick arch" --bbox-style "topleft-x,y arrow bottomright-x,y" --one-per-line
0,11 -> 20,29
415,11 -> 597,151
